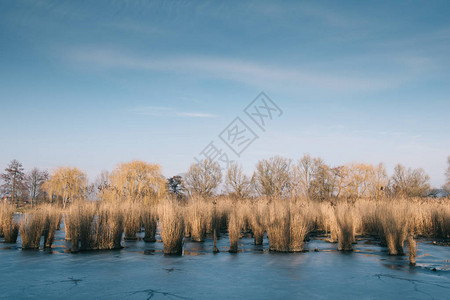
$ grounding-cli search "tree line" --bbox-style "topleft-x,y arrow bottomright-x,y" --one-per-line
1,155 -> 449,207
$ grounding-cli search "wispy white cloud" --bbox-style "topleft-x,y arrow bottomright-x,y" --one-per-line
131,106 -> 172,116
64,48 -> 402,92
176,112 -> 218,118
131,106 -> 217,118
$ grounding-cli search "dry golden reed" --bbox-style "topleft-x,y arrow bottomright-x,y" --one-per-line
266,200 -> 312,252
123,201 -> 141,240
0,202 -> 19,243
228,207 -> 243,253
248,200 -> 266,245
334,203 -> 355,251
140,204 -> 157,242
158,200 -> 184,255
40,205 -> 62,248
20,212 -> 45,249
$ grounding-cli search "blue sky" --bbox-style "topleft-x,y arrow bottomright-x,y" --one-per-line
0,0 -> 449,187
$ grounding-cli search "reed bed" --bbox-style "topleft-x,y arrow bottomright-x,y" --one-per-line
185,197 -> 210,242
95,202 -> 124,250
158,200 -> 184,255
0,202 -> 19,243
266,200 -> 312,252
140,204 -> 158,242
319,203 -> 339,242
65,202 -> 96,252
248,200 -> 266,245
376,202 -> 411,255
20,212 -> 45,249
334,204 -> 355,251
0,196 -> 446,265
123,201 -> 141,240
228,206 -> 244,253
41,205 -> 62,248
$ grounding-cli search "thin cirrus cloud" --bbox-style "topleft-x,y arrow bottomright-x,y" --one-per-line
131,106 -> 217,118
64,48 -> 401,92
176,112 -> 218,118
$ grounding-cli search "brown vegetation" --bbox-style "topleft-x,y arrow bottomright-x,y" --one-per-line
266,200 -> 312,252
228,207 -> 243,253
334,204 -> 355,251
123,201 -> 141,240
0,202 -> 19,243
140,204 -> 158,242
41,205 -> 62,248
95,202 -> 124,250
1,155 -> 448,265
248,200 -> 266,245
185,197 -> 211,242
376,202 -> 410,255
20,212 -> 45,249
159,200 -> 184,255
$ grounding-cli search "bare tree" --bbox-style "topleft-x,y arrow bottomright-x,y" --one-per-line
184,159 -> 222,197
225,163 -> 252,199
253,156 -> 292,198
390,164 -> 430,197
329,165 -> 348,199
309,158 -> 333,201
26,168 -> 49,207
1,159 -> 25,205
292,154 -> 315,199
95,170 -> 111,200
371,163 -> 389,199
444,156 -> 450,192
343,163 -> 375,199
292,155 -> 337,201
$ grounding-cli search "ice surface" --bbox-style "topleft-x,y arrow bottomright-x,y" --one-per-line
0,228 -> 449,299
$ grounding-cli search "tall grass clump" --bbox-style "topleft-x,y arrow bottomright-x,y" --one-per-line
430,204 -> 450,239
355,200 -> 378,236
123,201 -> 141,240
266,200 -> 311,252
289,202 -> 312,252
0,202 -> 19,243
211,201 -> 221,252
159,200 -> 184,255
376,202 -> 410,255
140,205 -> 158,242
319,203 -> 339,243
406,236 -> 416,265
334,203 -> 355,251
248,200 -> 266,245
20,212 -> 45,249
66,202 -> 96,252
41,205 -> 62,248
95,203 -> 124,250
228,207 -> 243,253
185,197 -> 210,242
215,197 -> 233,235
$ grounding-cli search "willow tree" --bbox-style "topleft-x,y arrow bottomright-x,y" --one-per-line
107,160 -> 166,203
42,167 -> 87,208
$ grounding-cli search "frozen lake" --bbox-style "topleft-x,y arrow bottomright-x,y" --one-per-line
0,228 -> 449,299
